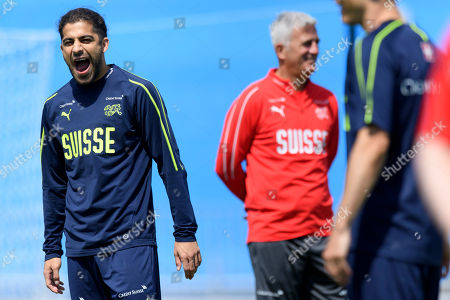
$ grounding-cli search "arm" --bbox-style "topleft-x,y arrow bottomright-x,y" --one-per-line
132,81 -> 200,279
324,42 -> 394,286
40,104 -> 67,294
215,86 -> 260,201
333,125 -> 389,225
323,125 -> 389,285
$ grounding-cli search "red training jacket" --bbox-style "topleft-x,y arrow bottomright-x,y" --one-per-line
216,69 -> 339,243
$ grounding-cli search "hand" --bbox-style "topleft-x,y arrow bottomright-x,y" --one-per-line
442,242 -> 450,278
322,226 -> 352,286
174,241 -> 202,280
43,257 -> 65,294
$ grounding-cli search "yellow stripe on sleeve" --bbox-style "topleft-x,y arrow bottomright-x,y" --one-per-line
40,127 -> 45,159
129,79 -> 179,172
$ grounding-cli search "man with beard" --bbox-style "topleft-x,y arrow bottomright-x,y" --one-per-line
323,1 -> 448,299
41,8 -> 201,300
215,12 -> 345,300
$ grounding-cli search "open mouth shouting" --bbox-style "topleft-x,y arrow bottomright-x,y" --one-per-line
73,57 -> 91,76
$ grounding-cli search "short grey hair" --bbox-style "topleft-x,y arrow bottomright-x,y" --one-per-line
270,12 -> 317,46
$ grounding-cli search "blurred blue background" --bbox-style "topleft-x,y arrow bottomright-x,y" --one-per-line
0,0 -> 448,299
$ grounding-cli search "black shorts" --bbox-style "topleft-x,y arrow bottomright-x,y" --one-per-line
248,236 -> 347,300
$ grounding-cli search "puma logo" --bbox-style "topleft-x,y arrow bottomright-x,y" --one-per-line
61,109 -> 71,121
270,105 -> 285,118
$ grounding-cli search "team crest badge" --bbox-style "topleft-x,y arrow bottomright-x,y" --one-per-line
104,104 -> 122,117
315,107 -> 329,120
420,42 -> 435,62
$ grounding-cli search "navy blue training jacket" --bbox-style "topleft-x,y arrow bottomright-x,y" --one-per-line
41,65 -> 197,260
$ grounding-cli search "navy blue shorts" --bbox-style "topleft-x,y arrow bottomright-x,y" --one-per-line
348,252 -> 440,300
68,245 -> 160,300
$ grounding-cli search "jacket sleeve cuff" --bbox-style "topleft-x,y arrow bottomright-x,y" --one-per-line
45,252 -> 62,261
174,236 -> 197,242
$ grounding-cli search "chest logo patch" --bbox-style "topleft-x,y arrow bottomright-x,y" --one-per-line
61,109 -> 71,121
315,107 -> 329,120
420,42 -> 434,62
104,104 -> 122,117
270,105 -> 285,118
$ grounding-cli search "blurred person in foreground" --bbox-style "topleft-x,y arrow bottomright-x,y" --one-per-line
324,0 -> 448,299
216,12 -> 346,300
41,8 -> 201,300
416,30 -> 450,238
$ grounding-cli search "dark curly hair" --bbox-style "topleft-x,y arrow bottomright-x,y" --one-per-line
58,8 -> 107,40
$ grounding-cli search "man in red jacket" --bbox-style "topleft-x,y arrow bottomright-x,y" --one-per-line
215,12 -> 345,300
